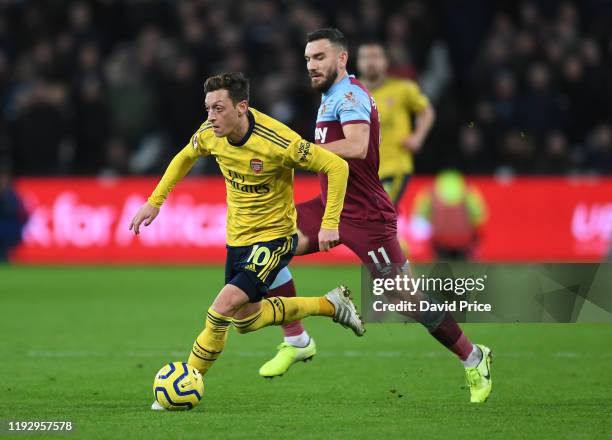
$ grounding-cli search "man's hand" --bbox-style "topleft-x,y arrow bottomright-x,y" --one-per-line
318,228 -> 340,252
403,104 -> 435,153
403,133 -> 425,152
129,202 -> 160,235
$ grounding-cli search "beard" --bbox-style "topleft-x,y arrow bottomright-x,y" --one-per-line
363,69 -> 383,83
311,68 -> 338,93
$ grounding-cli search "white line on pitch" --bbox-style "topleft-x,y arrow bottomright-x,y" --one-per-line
17,350 -> 611,359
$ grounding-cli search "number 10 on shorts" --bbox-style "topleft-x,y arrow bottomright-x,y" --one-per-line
247,245 -> 272,266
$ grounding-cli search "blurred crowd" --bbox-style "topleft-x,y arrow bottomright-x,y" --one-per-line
0,0 -> 611,176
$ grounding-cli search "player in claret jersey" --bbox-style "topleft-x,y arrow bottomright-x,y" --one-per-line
260,29 -> 493,404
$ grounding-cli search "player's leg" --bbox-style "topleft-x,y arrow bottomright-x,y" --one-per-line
267,268 -> 309,346
343,219 -> 492,402
381,173 -> 411,255
258,266 -> 317,377
230,234 -> 363,337
259,198 -> 324,377
187,283 -> 251,376
187,234 -> 363,376
187,240 -> 276,377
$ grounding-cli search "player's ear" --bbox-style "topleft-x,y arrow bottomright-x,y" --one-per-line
236,100 -> 248,116
338,50 -> 348,69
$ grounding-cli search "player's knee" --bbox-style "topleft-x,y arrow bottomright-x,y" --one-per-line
232,302 -> 264,334
212,285 -> 250,317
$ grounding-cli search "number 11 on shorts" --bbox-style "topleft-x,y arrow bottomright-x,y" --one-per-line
368,247 -> 391,266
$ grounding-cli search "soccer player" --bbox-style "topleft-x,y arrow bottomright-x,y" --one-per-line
260,29 -> 492,403
357,40 -> 435,206
129,73 -> 365,410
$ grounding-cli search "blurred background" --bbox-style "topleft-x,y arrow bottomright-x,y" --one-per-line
1,0 -> 611,176
0,0 -> 611,263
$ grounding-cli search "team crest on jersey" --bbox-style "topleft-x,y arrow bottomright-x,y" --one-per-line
344,91 -> 356,104
319,103 -> 327,116
250,158 -> 264,173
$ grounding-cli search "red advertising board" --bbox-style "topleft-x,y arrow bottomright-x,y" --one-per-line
9,176 -> 612,264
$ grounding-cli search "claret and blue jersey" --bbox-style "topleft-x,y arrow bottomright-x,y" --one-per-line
314,74 -> 396,222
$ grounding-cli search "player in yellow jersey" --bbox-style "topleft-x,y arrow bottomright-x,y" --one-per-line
357,41 -> 435,206
128,73 -> 365,409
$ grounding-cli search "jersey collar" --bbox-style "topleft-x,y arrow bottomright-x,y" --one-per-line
228,110 -> 255,147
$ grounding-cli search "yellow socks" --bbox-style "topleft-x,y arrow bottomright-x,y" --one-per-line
187,298 -> 335,373
233,296 -> 334,334
187,308 -> 231,375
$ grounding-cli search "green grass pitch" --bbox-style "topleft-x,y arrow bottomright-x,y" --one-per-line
1,265 -> 611,439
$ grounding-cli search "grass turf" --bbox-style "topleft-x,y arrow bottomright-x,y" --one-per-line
1,266 -> 611,439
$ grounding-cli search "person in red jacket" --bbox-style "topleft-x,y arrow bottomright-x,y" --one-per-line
414,170 -> 487,260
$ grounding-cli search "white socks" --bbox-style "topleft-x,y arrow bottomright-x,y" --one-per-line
284,331 -> 310,348
462,344 -> 482,368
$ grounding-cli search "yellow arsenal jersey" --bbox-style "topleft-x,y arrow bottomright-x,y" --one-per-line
371,78 -> 429,177
148,107 -> 348,246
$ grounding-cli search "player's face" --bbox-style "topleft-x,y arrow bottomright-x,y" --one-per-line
357,45 -> 387,81
205,90 -> 241,137
305,39 -> 346,93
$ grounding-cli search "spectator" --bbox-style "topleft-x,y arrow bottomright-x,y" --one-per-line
561,55 -> 592,142
519,62 -> 566,139
491,71 -> 520,130
538,131 -> 572,174
0,162 -> 28,262
11,81 -> 72,175
73,76 -> 110,174
583,124 -> 612,173
457,126 -> 495,173
498,130 -> 536,174
160,56 -> 205,151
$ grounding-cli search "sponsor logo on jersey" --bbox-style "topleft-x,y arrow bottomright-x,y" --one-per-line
225,178 -> 270,194
314,126 -> 328,144
225,169 -> 270,194
250,158 -> 263,173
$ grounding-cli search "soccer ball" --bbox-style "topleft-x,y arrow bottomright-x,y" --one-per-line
153,362 -> 205,411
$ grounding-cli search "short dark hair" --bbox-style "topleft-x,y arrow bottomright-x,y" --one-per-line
306,28 -> 348,51
358,39 -> 386,52
203,72 -> 250,105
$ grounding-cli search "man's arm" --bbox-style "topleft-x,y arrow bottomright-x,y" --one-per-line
286,140 -> 349,251
319,123 -> 370,160
129,145 -> 199,234
404,104 -> 435,152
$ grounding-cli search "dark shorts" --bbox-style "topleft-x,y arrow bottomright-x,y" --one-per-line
226,234 -> 298,302
297,198 -> 406,277
380,174 -> 411,207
